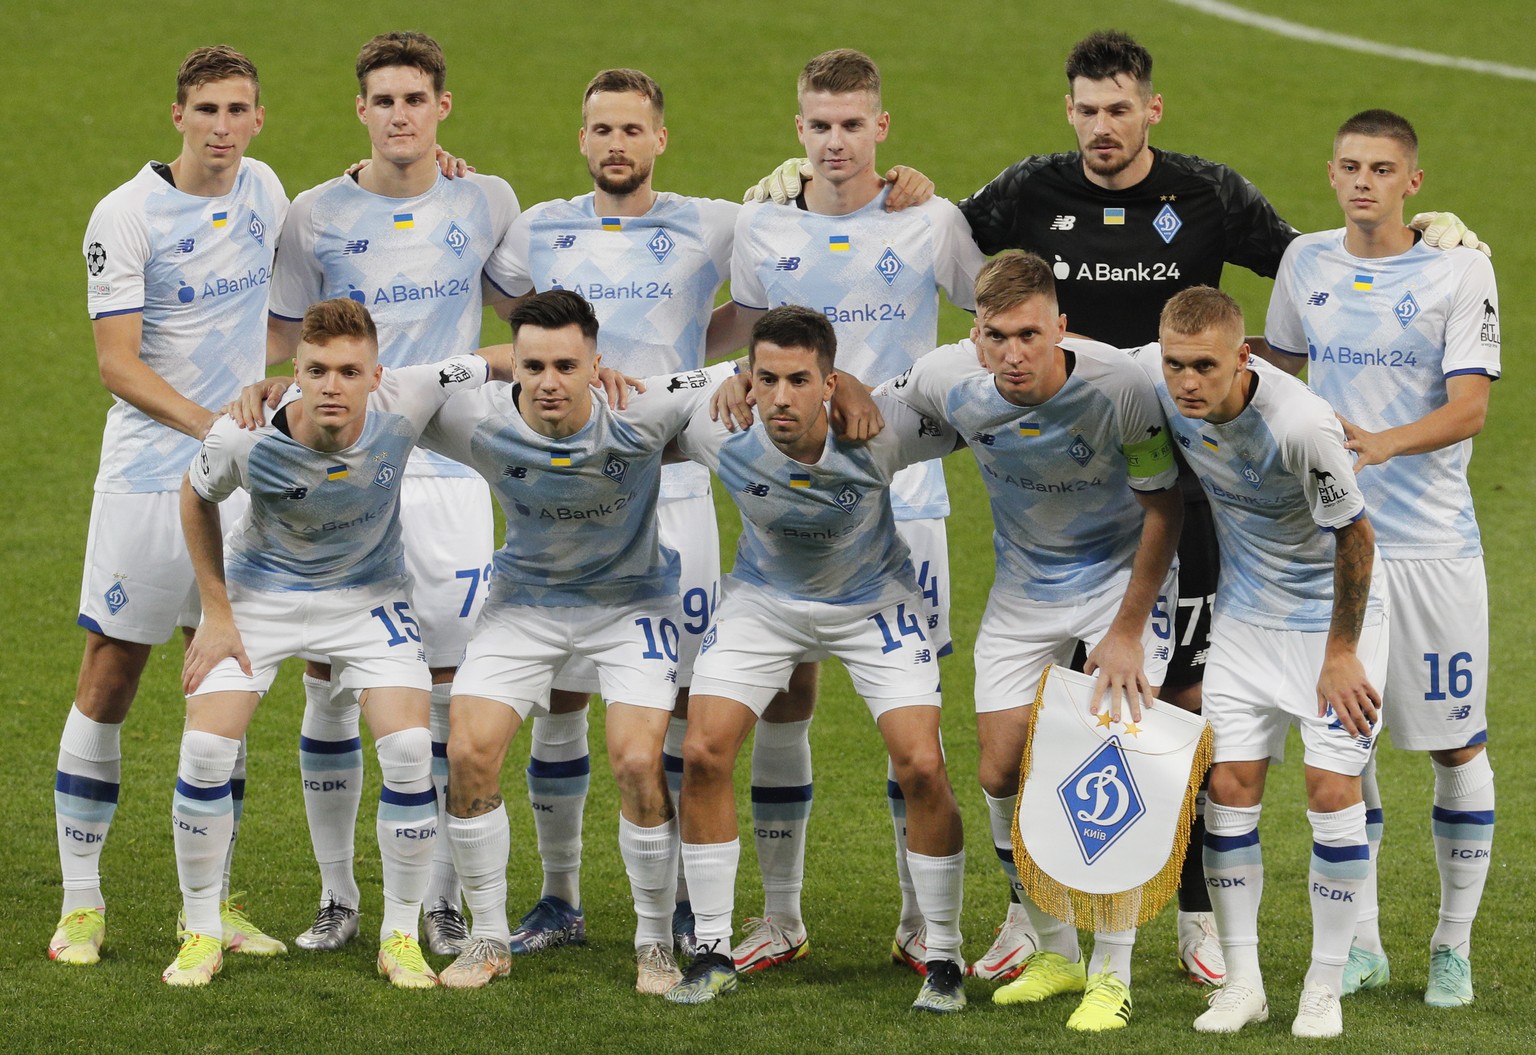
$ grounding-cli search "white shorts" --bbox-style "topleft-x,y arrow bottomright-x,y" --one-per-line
553,491 -> 721,693
400,476 -> 495,667
1381,556 -> 1489,751
896,516 -> 952,657
973,567 -> 1178,713
193,578 -> 432,697
454,596 -> 683,719
1203,613 -> 1389,776
689,577 -> 942,719
78,489 -> 249,645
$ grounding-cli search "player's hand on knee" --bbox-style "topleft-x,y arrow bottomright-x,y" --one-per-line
182,617 -> 251,696
224,377 -> 292,429
710,371 -> 756,431
1411,211 -> 1491,257
1316,653 -> 1380,738
744,158 -> 811,205
881,165 -> 935,211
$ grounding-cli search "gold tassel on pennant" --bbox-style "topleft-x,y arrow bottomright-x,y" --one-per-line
1011,665 -> 1215,932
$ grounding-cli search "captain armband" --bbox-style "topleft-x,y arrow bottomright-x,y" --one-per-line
1122,426 -> 1175,480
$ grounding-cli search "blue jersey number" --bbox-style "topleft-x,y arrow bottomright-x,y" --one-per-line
635,617 -> 681,662
455,564 -> 495,618
1423,651 -> 1474,701
370,602 -> 422,647
868,602 -> 927,655
681,584 -> 717,635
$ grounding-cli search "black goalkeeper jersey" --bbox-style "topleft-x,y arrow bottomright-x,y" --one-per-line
959,148 -> 1298,347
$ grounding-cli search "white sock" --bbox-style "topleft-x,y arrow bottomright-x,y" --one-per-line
222,738 -> 247,901
681,840 -> 739,955
1088,928 -> 1137,984
55,705 -> 120,913
424,683 -> 461,913
527,707 -> 589,907
1354,755 -> 1385,955
375,728 -> 436,940
663,716 -> 689,904
1017,891 -> 1079,962
1431,753 -> 1495,956
750,719 -> 812,931
173,731 -> 240,936
984,790 -> 1026,901
906,850 -> 965,965
448,807 -> 511,943
1204,801 -> 1264,986
890,757 -> 921,931
619,815 -> 679,949
1305,803 -> 1369,995
298,675 -> 362,908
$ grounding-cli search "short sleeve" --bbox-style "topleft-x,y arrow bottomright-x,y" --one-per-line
84,192 -> 150,319
871,392 -> 957,477
1443,253 -> 1501,379
268,193 -> 323,321
483,203 -> 537,298
928,198 -> 985,311
189,417 -> 249,503
1287,403 -> 1367,531
1263,240 -> 1308,359
874,342 -> 977,422
729,204 -> 770,309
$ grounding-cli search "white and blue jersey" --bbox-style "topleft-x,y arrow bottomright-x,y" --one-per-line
85,158 -> 288,493
677,394 -> 957,606
421,364 -> 733,608
483,191 -> 737,500
1134,351 -> 1384,633
1265,231 -> 1500,559
269,172 -> 520,479
883,338 -> 1177,601
731,188 -> 985,520
189,356 -> 488,592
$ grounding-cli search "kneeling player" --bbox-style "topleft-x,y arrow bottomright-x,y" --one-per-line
667,306 -> 968,1013
166,299 -> 488,987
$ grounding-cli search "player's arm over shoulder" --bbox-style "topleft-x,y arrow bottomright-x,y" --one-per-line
870,391 -> 960,475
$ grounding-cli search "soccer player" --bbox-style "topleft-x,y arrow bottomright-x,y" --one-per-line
1265,110 -> 1498,1008
1143,287 -> 1387,1039
481,68 -> 742,956
267,31 -> 520,955
749,32 -> 1480,983
664,305 -> 967,1012
418,290 -> 733,995
879,251 -> 1181,1030
728,48 -> 987,979
168,297 -> 492,987
53,44 -> 287,967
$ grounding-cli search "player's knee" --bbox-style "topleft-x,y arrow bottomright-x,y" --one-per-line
681,732 -> 733,785
609,740 -> 663,791
977,755 -> 1022,799
180,730 -> 240,785
446,733 -> 496,790
891,746 -> 947,801
376,726 -> 432,787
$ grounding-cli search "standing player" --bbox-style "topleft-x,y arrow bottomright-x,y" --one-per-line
481,68 -> 742,955
417,291 -> 734,994
53,45 -> 287,967
267,31 -> 520,955
1145,287 -> 1387,1039
728,48 -> 986,978
168,298 -> 491,987
666,306 -> 967,1012
879,251 -> 1182,1030
1265,110 -> 1498,1008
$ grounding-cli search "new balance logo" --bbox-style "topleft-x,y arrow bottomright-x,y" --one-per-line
343,240 -> 370,255
1446,705 -> 1473,721
281,486 -> 309,500
741,482 -> 770,497
503,465 -> 528,479
1049,215 -> 1076,231
774,257 -> 801,271
552,234 -> 577,249
175,238 -> 196,254
1307,291 -> 1329,306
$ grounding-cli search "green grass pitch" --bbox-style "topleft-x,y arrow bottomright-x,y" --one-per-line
2,0 -> 1533,1052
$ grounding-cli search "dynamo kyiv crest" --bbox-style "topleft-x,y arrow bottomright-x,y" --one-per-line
1058,736 -> 1145,865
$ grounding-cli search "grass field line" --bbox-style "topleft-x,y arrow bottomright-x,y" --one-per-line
1166,0 -> 1536,81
